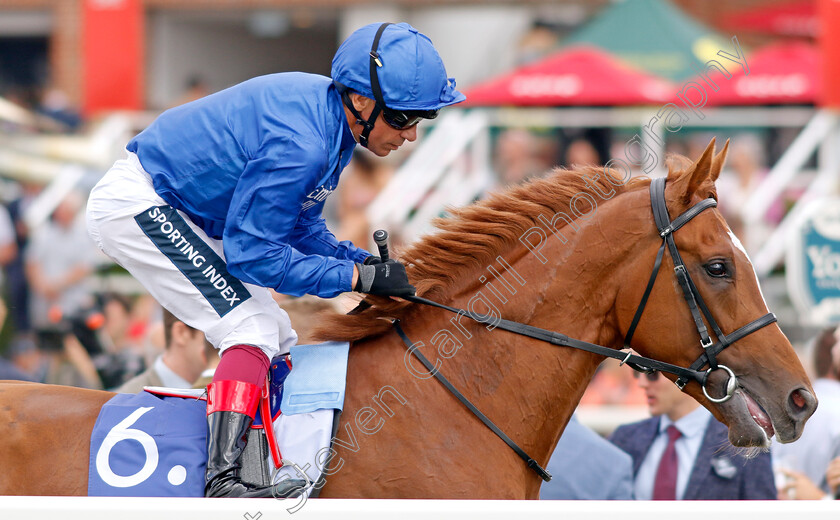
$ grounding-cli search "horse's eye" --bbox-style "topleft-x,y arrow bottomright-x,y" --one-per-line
705,261 -> 728,278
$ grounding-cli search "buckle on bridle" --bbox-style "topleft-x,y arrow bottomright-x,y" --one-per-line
659,225 -> 673,238
619,350 -> 633,366
700,337 -> 713,349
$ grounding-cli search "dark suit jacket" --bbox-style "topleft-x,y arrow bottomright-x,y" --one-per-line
609,414 -> 776,500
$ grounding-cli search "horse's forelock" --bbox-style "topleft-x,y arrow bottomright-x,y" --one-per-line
665,153 -> 695,181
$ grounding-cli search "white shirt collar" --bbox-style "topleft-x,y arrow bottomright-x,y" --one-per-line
154,355 -> 191,388
658,405 -> 711,439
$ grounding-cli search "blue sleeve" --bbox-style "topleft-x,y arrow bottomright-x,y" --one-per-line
222,135 -> 355,298
290,213 -> 371,264
610,453 -> 636,500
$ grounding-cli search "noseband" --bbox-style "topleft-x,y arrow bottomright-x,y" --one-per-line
389,176 -> 778,481
622,177 -> 777,403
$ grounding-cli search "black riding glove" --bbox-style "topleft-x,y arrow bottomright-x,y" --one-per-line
354,260 -> 415,297
363,255 -> 382,265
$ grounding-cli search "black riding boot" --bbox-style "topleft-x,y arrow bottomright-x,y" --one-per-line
205,380 -> 306,498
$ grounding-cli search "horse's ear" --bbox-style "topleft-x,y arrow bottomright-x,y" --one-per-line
709,138 -> 730,182
675,137 -> 716,203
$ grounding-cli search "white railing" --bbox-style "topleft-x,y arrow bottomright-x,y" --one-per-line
0,109 -> 154,230
741,111 -> 838,226
366,110 -> 493,243
740,110 -> 840,276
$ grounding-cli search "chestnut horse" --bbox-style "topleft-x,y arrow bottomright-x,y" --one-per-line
0,139 -> 816,497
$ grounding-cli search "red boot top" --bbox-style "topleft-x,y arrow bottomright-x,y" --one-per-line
206,380 -> 262,418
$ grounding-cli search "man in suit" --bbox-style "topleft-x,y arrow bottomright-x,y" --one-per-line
540,414 -> 634,499
118,309 -> 214,393
609,369 -> 776,500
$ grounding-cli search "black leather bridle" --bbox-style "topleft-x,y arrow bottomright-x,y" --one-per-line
388,176 -> 778,481
622,177 -> 778,402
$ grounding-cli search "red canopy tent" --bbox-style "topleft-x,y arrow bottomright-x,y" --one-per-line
718,1 -> 817,37
462,46 -> 674,107
683,41 -> 820,106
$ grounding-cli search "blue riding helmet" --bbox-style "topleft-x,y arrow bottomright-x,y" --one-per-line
331,22 -> 466,111
332,22 -> 465,148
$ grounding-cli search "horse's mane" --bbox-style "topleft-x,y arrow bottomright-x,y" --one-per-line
314,163 -> 654,342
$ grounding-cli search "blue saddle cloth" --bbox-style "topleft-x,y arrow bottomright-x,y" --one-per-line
88,392 -> 207,497
281,342 -> 349,414
87,343 -> 349,497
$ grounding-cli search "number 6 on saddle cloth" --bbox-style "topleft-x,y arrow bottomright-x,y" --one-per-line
87,342 -> 349,497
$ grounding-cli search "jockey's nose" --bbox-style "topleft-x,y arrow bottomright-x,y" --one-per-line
401,125 -> 418,142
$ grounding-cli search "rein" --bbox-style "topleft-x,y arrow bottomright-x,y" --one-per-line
370,177 -> 778,482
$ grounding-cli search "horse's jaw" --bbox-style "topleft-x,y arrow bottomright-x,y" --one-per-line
709,373 -> 817,447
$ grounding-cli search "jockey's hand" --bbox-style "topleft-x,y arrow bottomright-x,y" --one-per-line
354,260 -> 415,297
363,255 -> 382,265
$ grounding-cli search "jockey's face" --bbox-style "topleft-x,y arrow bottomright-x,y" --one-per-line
346,94 -> 418,157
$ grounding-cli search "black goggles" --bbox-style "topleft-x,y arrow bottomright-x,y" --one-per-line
631,370 -> 660,382
380,105 -> 438,130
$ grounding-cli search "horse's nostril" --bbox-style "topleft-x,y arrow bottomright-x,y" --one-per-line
788,388 -> 816,418
791,390 -> 806,410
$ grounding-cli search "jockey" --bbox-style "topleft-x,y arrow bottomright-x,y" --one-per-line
86,22 -> 465,498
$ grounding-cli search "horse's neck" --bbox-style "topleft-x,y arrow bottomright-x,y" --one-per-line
395,198 -> 640,487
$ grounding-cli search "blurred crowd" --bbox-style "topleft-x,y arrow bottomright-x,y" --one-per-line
0,178 -> 169,390
491,127 -> 786,256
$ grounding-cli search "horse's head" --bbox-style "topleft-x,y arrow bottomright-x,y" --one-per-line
621,138 -> 816,448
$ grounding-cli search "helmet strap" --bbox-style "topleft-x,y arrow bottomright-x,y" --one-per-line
352,22 -> 391,149
340,90 -> 380,149
336,22 -> 393,150
368,23 -> 392,109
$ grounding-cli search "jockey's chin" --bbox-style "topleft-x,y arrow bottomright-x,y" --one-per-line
367,141 -> 402,157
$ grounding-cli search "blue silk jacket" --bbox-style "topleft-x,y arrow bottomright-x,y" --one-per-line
127,72 -> 369,298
